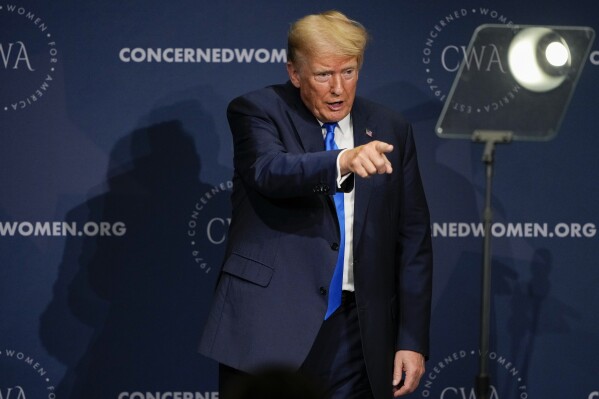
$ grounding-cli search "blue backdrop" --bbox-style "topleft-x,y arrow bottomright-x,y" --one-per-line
2,1 -> 598,398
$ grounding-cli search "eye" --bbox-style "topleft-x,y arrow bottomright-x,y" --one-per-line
314,72 -> 331,82
342,69 -> 356,79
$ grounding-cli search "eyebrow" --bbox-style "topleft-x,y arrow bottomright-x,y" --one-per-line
313,64 -> 357,74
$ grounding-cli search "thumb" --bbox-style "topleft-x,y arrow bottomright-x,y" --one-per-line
393,359 -> 404,386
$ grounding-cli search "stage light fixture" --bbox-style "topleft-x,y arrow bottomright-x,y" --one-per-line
508,27 -> 571,92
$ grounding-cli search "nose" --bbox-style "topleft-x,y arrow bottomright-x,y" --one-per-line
330,74 -> 343,95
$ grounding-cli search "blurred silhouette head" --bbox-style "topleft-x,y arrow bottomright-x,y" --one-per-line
224,367 -> 327,399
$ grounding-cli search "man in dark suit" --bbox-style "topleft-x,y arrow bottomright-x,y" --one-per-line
199,10 -> 433,399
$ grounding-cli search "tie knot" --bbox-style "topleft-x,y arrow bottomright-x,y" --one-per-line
322,122 -> 337,135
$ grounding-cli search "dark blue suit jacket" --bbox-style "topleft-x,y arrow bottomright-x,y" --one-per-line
199,82 -> 433,399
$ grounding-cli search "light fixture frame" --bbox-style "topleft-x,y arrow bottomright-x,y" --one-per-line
435,23 -> 595,141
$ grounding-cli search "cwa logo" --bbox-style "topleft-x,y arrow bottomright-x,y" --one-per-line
0,387 -> 26,399
417,349 -> 528,399
187,181 -> 232,274
0,348 -> 56,398
0,4 -> 58,112
421,8 -> 517,113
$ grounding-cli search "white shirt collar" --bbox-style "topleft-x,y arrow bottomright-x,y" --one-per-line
318,113 -> 352,137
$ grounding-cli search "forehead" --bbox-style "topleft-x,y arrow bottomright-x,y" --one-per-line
301,54 -> 358,71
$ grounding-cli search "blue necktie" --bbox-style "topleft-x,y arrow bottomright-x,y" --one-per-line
323,122 -> 345,319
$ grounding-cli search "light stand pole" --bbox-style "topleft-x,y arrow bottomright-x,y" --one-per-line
472,130 -> 513,399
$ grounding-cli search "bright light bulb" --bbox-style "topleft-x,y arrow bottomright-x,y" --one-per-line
545,41 -> 569,66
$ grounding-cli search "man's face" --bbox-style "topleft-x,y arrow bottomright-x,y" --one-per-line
287,54 -> 359,123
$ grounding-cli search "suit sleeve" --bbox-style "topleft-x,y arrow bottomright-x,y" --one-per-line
395,124 -> 433,358
227,94 -> 343,198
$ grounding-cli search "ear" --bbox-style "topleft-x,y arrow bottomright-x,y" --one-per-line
287,62 -> 301,88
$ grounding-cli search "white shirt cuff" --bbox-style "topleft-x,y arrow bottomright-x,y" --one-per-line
336,148 -> 351,187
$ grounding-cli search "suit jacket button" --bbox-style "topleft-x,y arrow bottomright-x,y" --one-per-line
319,287 -> 327,295
322,184 -> 330,192
314,184 -> 325,193
331,243 -> 339,251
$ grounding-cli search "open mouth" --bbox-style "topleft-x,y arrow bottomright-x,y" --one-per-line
328,101 -> 344,110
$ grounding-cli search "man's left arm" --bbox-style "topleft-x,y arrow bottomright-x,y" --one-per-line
393,123 -> 433,396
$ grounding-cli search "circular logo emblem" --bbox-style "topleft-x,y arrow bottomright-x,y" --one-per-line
417,349 -> 528,399
0,349 -> 57,398
421,8 -> 515,113
1,4 -> 58,112
187,181 -> 233,274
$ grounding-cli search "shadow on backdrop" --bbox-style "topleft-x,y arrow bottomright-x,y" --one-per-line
40,116 -> 228,397
506,248 -> 581,391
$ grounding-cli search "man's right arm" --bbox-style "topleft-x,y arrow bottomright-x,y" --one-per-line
228,95 -> 342,198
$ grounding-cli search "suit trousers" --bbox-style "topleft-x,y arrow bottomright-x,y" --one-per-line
300,291 -> 375,399
218,292 -> 374,399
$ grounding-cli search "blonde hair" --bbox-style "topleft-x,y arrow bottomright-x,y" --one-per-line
287,10 -> 369,68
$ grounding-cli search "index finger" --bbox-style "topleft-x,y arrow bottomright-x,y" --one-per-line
375,141 -> 394,154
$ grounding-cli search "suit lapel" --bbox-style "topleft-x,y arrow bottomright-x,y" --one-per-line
351,100 -> 375,248
276,82 -> 339,239
277,82 -> 323,153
